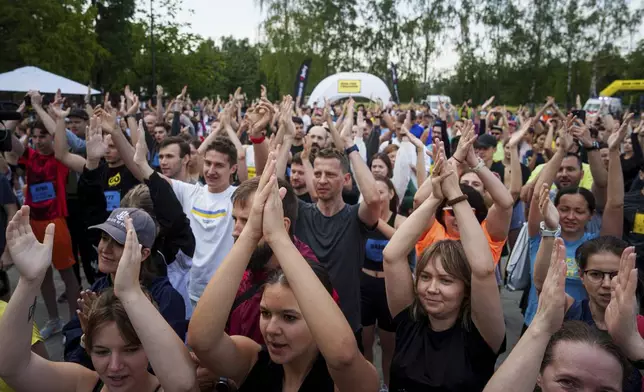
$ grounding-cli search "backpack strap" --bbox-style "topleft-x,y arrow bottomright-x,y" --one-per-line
231,283 -> 263,312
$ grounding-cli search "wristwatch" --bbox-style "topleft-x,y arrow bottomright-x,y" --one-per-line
345,145 -> 359,156
584,140 -> 600,151
540,222 -> 561,237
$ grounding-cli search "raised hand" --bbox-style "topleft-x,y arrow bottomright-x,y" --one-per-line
608,113 -> 634,152
280,96 -> 295,138
570,119 -> 592,148
249,101 -> 274,137
76,290 -> 98,334
6,206 -> 54,283
48,103 -> 70,120
103,92 -> 111,111
508,122 -> 530,149
96,107 -> 116,134
557,116 -> 575,152
605,246 -> 641,358
28,90 -> 43,107
233,87 -> 244,102
86,115 -> 107,161
538,183 -> 558,229
532,238 -> 567,335
481,96 -> 495,110
262,173 -> 288,243
178,85 -> 188,101
133,123 -> 149,167
113,217 -> 143,299
452,120 -> 476,164
430,142 -> 449,202
126,94 -> 140,116
260,85 -> 267,100
340,97 -> 356,148
301,135 -> 313,162
246,152 -> 278,242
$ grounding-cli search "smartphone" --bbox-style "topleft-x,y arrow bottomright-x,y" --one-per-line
24,95 -> 31,108
571,109 -> 586,123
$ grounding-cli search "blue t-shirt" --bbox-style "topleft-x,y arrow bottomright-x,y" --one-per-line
524,232 -> 597,325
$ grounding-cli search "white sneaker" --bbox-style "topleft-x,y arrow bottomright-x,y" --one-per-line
39,318 -> 64,340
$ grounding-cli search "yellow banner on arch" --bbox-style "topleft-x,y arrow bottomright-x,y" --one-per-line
337,80 -> 361,94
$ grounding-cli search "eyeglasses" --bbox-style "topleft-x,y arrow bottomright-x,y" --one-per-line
583,270 -> 618,283
442,206 -> 476,217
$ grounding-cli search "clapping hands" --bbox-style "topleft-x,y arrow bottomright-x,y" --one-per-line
244,152 -> 288,243
605,246 -> 643,359
532,238 -> 567,335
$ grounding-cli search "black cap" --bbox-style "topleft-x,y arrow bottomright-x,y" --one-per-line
474,134 -> 497,149
68,108 -> 89,121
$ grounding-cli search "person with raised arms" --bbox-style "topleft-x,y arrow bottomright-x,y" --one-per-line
483,238 -> 640,392
383,142 -> 505,391
0,206 -> 197,392
188,154 -> 379,392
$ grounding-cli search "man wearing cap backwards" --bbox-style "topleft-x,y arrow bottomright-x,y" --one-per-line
62,207 -> 186,369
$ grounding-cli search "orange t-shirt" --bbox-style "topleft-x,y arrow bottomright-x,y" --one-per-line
415,220 -> 506,265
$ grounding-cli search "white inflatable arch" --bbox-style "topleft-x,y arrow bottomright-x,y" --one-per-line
306,72 -> 392,106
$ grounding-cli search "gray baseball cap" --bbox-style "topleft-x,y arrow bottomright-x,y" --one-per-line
89,208 -> 156,248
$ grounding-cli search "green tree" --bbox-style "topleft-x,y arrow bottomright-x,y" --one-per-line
0,0 -> 104,83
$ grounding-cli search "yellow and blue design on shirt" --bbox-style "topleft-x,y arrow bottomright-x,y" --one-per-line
191,206 -> 227,219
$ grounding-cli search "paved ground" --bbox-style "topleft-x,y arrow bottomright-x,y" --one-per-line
3,264 -> 525,371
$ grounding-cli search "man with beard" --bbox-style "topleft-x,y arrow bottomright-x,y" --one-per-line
308,125 -> 329,149
289,117 -> 305,157
225,176 -> 321,343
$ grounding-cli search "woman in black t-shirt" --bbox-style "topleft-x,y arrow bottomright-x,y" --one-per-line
383,144 -> 506,392
188,157 -> 379,392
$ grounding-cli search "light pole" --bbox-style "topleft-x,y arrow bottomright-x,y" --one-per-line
150,0 -> 156,98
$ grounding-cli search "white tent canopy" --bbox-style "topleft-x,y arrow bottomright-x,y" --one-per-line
306,72 -> 392,106
0,66 -> 101,95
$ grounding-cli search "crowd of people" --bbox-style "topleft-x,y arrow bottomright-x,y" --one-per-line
0,84 -> 642,391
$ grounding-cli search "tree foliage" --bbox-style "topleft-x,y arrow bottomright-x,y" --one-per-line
0,0 -> 641,106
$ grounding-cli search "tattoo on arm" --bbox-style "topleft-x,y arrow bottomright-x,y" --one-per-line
28,297 -> 36,322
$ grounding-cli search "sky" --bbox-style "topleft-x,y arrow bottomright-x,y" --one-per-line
175,0 -> 460,77
177,0 -> 263,44
174,0 -> 643,79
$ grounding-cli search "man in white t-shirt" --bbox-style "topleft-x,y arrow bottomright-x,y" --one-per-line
132,135 -> 238,306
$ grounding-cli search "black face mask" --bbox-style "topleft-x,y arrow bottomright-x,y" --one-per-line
248,242 -> 274,273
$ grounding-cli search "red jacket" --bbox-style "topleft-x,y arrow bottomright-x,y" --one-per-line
225,237 -> 339,344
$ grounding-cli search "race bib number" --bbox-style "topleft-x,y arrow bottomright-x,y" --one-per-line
30,182 -> 56,203
633,212 -> 644,235
104,191 -> 121,212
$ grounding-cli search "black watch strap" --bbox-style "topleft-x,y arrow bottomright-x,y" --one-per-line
584,141 -> 600,151
345,145 -> 359,155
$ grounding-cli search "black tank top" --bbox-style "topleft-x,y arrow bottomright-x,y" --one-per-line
363,212 -> 397,272
238,346 -> 334,392
92,379 -> 161,392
